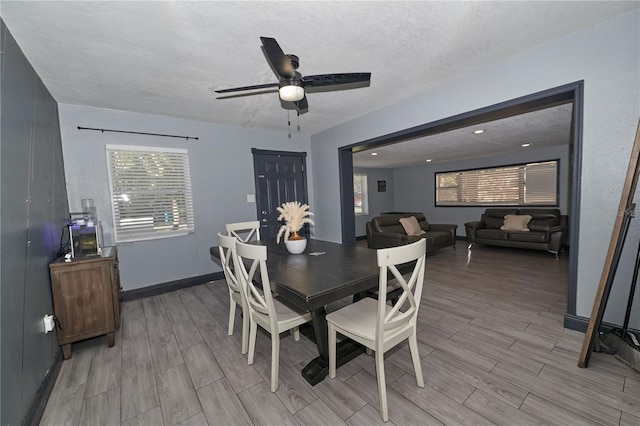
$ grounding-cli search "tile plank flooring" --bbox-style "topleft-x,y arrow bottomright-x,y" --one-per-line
41,242 -> 640,425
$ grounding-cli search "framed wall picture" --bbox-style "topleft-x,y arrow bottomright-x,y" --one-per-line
378,180 -> 386,192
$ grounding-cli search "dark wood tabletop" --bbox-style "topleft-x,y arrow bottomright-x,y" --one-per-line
211,239 -> 381,310
255,239 -> 381,310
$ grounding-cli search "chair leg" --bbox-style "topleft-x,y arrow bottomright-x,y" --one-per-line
409,333 -> 424,388
375,350 -> 389,422
366,348 -> 373,356
228,297 -> 236,336
271,333 -> 280,392
292,326 -> 300,341
241,308 -> 249,354
328,323 -> 337,378
248,321 -> 257,365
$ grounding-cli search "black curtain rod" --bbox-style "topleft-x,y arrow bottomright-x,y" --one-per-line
77,126 -> 198,141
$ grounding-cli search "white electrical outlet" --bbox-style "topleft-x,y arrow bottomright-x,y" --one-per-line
43,314 -> 55,333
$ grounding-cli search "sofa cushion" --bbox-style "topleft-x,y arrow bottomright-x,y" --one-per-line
477,229 -> 509,240
399,212 -> 430,232
519,209 -> 560,232
501,214 -> 532,231
399,216 -> 425,236
483,209 -> 519,229
406,235 -> 424,244
372,215 -> 407,235
507,231 -> 548,243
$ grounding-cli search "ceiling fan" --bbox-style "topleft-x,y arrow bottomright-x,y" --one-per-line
215,37 -> 371,115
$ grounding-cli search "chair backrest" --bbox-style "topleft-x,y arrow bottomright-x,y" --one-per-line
217,233 -> 242,296
376,239 -> 426,337
226,221 -> 261,242
235,241 -> 278,330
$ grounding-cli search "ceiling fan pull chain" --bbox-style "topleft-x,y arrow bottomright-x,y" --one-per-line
297,112 -> 301,132
288,110 -> 292,138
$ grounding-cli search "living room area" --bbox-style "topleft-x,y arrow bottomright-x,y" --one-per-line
350,91 -> 572,256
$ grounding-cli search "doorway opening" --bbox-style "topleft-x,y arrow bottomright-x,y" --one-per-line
338,81 -> 583,322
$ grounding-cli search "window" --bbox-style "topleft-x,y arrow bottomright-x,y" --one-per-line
106,145 -> 194,242
354,174 -> 369,215
436,160 -> 558,206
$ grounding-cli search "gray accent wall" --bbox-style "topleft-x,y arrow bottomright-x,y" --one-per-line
310,11 -> 639,327
353,167 -> 395,237
1,21 -> 69,425
58,104 -> 313,291
392,144 -> 570,237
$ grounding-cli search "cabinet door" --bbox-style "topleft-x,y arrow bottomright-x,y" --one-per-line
51,261 -> 114,344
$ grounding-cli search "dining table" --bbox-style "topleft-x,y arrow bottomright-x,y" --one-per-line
210,238 -> 391,385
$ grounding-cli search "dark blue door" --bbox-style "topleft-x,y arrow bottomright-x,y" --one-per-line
252,149 -> 309,239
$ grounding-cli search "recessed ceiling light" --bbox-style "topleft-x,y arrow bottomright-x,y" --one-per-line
473,129 -> 485,134
425,159 -> 432,163
522,143 -> 531,147
371,152 -> 378,156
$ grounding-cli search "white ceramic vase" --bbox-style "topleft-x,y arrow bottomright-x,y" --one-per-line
285,237 -> 307,254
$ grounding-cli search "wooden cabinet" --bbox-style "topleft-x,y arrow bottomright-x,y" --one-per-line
49,247 -> 121,359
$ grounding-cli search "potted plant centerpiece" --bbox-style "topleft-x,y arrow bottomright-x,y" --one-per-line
276,201 -> 314,254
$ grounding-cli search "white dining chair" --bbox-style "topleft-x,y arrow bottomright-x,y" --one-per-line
234,240 -> 312,392
326,238 -> 426,422
217,233 -> 249,354
226,220 -> 261,242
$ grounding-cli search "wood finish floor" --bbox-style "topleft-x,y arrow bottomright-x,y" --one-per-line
41,241 -> 640,425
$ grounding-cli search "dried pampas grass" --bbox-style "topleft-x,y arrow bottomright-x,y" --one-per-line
276,201 -> 314,243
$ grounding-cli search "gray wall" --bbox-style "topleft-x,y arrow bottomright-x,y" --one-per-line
392,144 -> 570,237
310,11 -> 640,328
353,167 -> 395,237
58,104 -> 313,291
1,21 -> 69,425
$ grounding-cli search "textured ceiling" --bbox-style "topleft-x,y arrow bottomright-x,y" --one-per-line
3,1 -> 637,138
353,102 -> 574,168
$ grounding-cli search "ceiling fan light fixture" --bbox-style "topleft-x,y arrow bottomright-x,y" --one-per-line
279,84 -> 305,102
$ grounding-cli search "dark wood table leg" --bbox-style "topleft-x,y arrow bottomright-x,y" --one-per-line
301,306 -> 365,385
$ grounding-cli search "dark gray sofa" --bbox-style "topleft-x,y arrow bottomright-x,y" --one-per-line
465,208 -> 567,258
366,212 -> 457,252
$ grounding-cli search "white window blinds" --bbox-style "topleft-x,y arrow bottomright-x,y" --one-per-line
106,145 -> 195,243
436,160 -> 558,206
354,174 -> 369,215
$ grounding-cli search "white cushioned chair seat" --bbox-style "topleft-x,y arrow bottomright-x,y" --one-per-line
252,296 -> 311,332
326,298 -> 408,343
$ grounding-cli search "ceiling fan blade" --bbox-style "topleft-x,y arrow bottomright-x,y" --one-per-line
303,73 -> 371,93
260,37 -> 295,78
215,83 -> 279,94
280,95 -> 309,115
216,89 -> 279,99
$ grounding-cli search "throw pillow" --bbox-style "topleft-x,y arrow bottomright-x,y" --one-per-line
501,214 -> 532,232
399,216 -> 426,236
